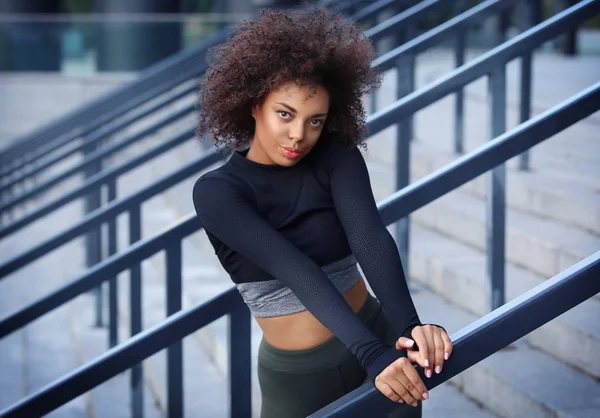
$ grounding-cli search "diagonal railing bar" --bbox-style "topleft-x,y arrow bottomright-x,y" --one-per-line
0,127 -> 195,239
368,0 -> 600,135
0,77 -> 200,193
350,0 -> 416,21
0,42 -> 222,178
363,0 -> 457,40
377,81 -> 600,224
0,148 -> 226,281
311,251 -> 600,417
0,105 -> 196,214
370,0 -> 519,73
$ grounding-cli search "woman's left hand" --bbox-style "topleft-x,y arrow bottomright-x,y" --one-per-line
395,325 -> 453,378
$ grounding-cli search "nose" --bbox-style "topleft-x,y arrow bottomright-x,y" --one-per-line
288,121 -> 305,143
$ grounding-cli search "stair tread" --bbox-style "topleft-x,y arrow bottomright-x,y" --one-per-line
429,188 -> 600,260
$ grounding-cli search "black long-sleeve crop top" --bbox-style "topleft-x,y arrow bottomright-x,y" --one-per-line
192,132 -> 422,380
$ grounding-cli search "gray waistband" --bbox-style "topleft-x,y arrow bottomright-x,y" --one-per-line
236,254 -> 361,318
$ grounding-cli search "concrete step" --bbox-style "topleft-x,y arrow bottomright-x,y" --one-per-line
407,223 -> 600,380
366,158 -> 600,281
414,285 -> 600,418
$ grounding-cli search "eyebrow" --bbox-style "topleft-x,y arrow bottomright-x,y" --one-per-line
275,102 -> 328,118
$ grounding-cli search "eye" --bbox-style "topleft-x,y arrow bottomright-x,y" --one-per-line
277,111 -> 291,119
310,120 -> 323,127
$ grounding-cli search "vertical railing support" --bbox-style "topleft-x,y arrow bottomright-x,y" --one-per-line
166,241 -> 183,418
229,294 -> 252,418
395,22 -> 416,280
84,139 -> 104,328
487,66 -> 507,312
454,0 -> 466,154
518,0 -> 542,170
129,205 -> 144,418
107,178 -> 118,348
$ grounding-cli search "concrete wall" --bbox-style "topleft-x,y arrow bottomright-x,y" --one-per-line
0,72 -> 136,150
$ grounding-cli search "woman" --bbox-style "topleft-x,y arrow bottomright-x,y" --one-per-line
192,6 -> 452,418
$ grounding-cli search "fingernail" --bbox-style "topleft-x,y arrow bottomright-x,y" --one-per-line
426,369 -> 432,378
411,402 -> 418,407
424,359 -> 429,368
422,392 -> 429,400
445,353 -> 449,360
435,365 -> 442,374
398,399 -> 404,404
406,340 -> 414,347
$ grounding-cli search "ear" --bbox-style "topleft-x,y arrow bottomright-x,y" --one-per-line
251,102 -> 260,119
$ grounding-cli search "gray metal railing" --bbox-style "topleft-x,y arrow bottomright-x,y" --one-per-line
2,75 -> 598,418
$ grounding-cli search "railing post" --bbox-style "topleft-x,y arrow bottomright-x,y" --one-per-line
487,66 -> 507,312
518,0 -> 542,171
229,294 -> 252,418
454,0 -> 466,154
129,205 -> 144,418
107,177 -> 118,348
553,0 -> 578,55
166,240 -> 183,418
395,23 -> 415,281
83,138 -> 104,328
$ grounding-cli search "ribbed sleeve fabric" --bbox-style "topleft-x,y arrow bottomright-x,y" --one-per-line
326,139 -> 422,341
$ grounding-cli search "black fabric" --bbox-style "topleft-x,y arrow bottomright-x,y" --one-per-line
192,132 -> 421,380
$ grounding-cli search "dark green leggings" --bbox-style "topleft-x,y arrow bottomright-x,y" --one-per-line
257,294 -> 423,418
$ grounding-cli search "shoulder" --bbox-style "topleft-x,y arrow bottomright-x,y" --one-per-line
192,164 -> 254,212
314,131 -> 364,171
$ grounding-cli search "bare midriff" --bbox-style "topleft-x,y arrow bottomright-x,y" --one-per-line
255,278 -> 369,350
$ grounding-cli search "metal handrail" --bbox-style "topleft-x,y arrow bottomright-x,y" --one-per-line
0,79 -> 198,195
1,76 -> 598,418
0,104 -> 196,214
0,147 -> 227,280
311,251 -> 600,417
0,0 -> 365,177
0,127 -> 195,239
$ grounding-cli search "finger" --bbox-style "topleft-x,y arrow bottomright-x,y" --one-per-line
441,332 -> 453,360
375,380 -> 405,404
395,337 -> 415,350
433,330 -> 445,375
411,327 -> 430,370
396,359 -> 429,404
422,326 -> 435,378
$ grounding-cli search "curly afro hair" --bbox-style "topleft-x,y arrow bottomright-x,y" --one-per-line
196,5 -> 382,150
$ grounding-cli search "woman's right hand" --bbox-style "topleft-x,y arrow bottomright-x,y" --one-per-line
374,357 -> 428,407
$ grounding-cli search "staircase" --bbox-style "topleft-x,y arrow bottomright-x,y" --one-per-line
1,1 -> 599,417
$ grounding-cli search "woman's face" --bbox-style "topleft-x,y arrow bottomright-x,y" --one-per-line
248,81 -> 329,167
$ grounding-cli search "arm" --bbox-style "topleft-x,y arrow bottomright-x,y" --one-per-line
192,175 -> 403,380
327,140 -> 421,340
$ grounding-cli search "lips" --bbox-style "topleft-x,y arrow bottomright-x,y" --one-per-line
280,146 -> 302,159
